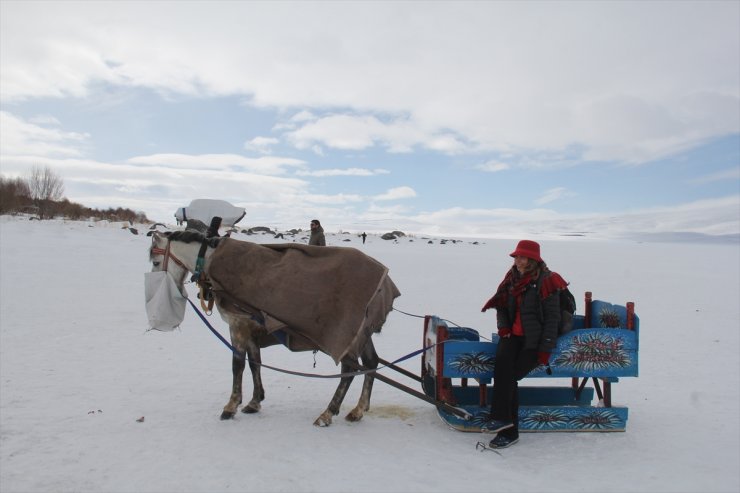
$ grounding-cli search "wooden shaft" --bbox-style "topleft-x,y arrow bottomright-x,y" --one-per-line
627,302 -> 635,330
378,357 -> 422,383
584,291 -> 593,327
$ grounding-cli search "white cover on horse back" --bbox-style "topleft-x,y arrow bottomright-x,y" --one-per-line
174,199 -> 246,226
144,271 -> 187,331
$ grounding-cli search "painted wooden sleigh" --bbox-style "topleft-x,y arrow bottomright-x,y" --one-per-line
420,293 -> 639,432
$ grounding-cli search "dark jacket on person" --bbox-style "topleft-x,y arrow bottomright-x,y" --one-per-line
309,226 -> 326,246
494,270 -> 560,352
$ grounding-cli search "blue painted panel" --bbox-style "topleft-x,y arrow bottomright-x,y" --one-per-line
435,404 -> 628,432
519,406 -> 628,431
443,341 -> 496,378
441,328 -> 638,379
528,328 -> 639,378
446,326 -> 481,341
572,314 -> 586,330
558,328 -> 638,351
589,301 -> 639,330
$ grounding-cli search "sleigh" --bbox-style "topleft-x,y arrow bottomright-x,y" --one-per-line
420,293 -> 639,432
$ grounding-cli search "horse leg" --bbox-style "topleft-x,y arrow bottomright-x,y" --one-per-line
346,339 -> 379,422
241,337 -> 265,414
221,350 -> 245,420
313,360 -> 355,427
220,321 -> 248,420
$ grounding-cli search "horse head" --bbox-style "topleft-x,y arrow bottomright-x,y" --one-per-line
147,231 -> 193,297
149,230 -> 223,284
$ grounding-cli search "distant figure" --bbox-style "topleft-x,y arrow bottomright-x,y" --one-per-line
361,232 -> 367,244
309,219 -> 326,246
479,239 -> 568,449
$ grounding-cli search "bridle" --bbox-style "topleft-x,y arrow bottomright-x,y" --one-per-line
151,240 -> 191,290
151,239 -> 188,274
151,237 -> 215,314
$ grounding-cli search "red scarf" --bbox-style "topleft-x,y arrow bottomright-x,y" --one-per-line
481,267 -> 568,312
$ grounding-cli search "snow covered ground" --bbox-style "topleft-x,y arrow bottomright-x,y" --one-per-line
1,216 -> 738,493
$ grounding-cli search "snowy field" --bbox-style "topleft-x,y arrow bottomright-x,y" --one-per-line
1,216 -> 738,493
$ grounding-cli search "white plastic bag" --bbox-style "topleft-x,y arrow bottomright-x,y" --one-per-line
145,271 -> 187,331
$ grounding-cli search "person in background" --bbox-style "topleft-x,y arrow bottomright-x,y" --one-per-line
480,239 -> 568,448
361,232 -> 367,244
309,219 -> 326,246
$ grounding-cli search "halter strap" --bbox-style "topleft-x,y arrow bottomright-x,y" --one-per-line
151,241 -> 189,286
151,245 -> 188,271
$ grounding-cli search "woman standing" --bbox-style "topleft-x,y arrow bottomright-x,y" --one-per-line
480,240 -> 568,448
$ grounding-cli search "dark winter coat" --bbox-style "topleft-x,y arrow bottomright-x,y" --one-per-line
496,271 -> 560,352
309,226 -> 326,246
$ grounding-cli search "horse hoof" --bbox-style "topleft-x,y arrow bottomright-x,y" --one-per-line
345,411 -> 363,422
313,415 -> 332,427
220,411 -> 235,420
241,405 -> 259,414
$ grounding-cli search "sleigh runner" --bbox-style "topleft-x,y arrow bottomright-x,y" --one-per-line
421,293 -> 639,432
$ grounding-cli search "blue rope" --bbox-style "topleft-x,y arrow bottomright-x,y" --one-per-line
186,298 -> 442,379
188,297 -> 237,352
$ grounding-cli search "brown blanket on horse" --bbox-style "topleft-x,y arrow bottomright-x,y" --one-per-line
205,239 -> 401,364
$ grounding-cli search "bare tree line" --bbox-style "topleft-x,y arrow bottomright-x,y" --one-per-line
0,166 -> 150,223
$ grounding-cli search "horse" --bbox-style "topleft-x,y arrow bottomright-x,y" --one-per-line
149,229 -> 395,426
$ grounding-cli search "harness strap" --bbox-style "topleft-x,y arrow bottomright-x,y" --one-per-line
199,283 -> 214,314
191,242 -> 208,283
186,297 -> 437,380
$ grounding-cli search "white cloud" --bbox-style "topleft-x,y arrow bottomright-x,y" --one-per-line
535,187 -> 574,205
243,136 -> 279,154
0,154 -> 312,223
362,203 -> 415,218
28,115 -> 61,126
476,161 -> 510,173
0,111 -> 89,158
296,168 -> 390,177
290,110 -> 316,123
126,153 -> 306,175
272,111 -> 316,131
302,193 -> 363,205
286,115 -> 388,151
373,186 -> 417,201
2,2 -> 737,164
426,135 -> 467,154
310,145 -> 324,156
285,113 -> 466,154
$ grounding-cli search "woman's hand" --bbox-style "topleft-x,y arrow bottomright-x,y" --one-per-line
537,351 -> 550,365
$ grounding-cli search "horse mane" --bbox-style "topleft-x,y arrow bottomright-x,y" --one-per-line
168,230 -> 222,248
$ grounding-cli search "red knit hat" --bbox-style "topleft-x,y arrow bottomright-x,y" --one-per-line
509,240 -> 542,263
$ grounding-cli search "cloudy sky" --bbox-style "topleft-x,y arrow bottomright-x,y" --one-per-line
1,1 -> 738,238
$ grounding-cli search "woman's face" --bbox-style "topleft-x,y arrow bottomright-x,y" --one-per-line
514,255 -> 531,274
